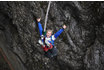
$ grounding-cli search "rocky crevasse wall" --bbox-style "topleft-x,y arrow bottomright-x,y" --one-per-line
0,1 -> 104,70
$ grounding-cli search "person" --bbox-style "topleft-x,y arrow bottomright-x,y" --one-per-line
37,18 -> 66,58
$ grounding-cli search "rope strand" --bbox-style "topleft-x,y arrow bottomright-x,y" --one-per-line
44,1 -> 51,32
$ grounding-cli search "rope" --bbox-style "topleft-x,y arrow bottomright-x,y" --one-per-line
44,1 -> 51,32
0,48 -> 14,70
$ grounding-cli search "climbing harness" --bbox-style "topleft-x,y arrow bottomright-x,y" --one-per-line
44,1 -> 51,32
41,36 -> 54,52
42,43 -> 53,52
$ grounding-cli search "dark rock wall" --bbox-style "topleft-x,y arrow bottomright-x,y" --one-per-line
0,1 -> 104,70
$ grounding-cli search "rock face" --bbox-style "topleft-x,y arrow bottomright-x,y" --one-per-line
0,1 -> 104,70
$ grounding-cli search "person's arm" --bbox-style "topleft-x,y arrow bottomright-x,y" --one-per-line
54,25 -> 66,39
54,28 -> 64,38
37,18 -> 43,36
38,22 -> 43,36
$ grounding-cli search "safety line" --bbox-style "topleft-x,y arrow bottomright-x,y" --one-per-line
44,1 -> 51,32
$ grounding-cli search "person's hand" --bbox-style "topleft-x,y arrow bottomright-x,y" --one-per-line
37,18 -> 41,22
63,25 -> 67,29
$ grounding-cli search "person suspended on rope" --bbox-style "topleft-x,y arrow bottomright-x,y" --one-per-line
37,18 -> 66,58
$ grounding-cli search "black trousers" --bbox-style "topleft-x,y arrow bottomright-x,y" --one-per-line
44,46 -> 58,58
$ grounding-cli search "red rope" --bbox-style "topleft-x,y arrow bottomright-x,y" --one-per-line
0,48 -> 14,70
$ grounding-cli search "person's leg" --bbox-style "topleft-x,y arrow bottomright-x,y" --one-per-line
44,50 -> 52,58
51,46 -> 58,57
44,47 -> 58,58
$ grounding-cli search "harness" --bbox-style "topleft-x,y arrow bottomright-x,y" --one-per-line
41,34 -> 54,52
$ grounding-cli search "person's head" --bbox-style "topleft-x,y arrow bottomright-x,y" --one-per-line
46,29 -> 53,38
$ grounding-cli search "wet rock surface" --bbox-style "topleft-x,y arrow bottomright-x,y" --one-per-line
0,1 -> 104,70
